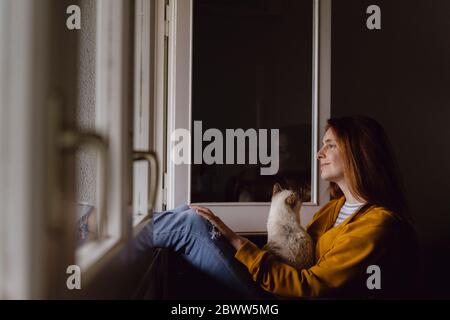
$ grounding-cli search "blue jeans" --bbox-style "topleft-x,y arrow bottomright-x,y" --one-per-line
144,204 -> 272,299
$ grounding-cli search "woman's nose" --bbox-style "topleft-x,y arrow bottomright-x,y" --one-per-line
317,147 -> 325,160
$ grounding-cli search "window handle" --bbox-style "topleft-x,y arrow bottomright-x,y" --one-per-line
132,151 -> 159,215
47,92 -> 109,241
58,131 -> 109,241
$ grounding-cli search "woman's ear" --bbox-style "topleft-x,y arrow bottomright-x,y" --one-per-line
272,183 -> 283,196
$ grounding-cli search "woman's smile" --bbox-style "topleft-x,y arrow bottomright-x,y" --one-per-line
320,163 -> 330,171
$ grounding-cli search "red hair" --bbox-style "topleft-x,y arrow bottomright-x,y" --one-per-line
325,116 -> 411,221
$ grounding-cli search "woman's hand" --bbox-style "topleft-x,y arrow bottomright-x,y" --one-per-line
189,205 -> 248,250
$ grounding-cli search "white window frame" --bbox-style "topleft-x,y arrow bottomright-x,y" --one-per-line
159,0 -> 332,232
154,0 -> 172,213
132,0 -> 156,227
76,0 -> 133,271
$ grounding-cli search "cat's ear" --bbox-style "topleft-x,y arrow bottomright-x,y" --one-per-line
285,193 -> 299,208
272,183 -> 283,196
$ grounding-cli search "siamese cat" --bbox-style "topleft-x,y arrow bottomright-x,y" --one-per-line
265,183 -> 314,270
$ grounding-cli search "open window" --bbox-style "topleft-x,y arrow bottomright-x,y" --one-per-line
74,0 -> 134,271
0,0 -> 159,298
159,0 -> 331,232
75,0 -> 159,271
133,0 -> 158,228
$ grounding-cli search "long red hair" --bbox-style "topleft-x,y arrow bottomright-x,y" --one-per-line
325,116 -> 411,221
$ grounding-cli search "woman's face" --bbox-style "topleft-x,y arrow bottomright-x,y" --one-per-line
317,129 -> 345,183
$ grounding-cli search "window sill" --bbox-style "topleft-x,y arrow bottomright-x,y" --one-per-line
76,236 -> 123,280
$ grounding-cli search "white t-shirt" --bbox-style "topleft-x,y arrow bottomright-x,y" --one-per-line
333,201 -> 366,227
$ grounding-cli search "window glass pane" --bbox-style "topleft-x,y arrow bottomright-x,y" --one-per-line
191,0 -> 313,202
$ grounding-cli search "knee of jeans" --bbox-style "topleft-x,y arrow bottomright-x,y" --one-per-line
184,209 -> 213,235
173,204 -> 190,213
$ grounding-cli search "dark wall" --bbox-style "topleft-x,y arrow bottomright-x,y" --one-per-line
331,0 -> 450,298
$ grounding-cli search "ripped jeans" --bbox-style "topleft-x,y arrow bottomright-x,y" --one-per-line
147,204 -> 272,299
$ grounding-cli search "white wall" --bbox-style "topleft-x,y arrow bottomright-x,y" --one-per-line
76,0 -> 97,206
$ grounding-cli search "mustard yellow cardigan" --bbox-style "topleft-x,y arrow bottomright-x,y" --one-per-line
235,196 -> 418,298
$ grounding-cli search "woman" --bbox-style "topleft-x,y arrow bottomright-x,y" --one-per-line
146,116 -> 418,299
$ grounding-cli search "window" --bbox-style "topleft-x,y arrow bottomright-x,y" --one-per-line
191,0 -> 313,203
74,0 -> 134,271
1,0 -> 158,298
132,0 -> 158,228
75,0 -> 158,270
161,0 -> 331,232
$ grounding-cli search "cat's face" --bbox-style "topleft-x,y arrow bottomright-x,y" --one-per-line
271,183 -> 303,216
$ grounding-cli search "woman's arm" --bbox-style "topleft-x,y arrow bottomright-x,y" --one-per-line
190,204 -> 395,298
235,217 -> 395,298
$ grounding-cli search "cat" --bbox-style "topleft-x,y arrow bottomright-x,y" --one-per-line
264,183 -> 314,270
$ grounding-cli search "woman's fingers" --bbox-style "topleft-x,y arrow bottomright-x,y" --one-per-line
189,205 -> 212,215
189,205 -> 206,213
189,205 -> 215,220
194,208 -> 211,220
189,204 -> 226,229
189,204 -> 214,221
